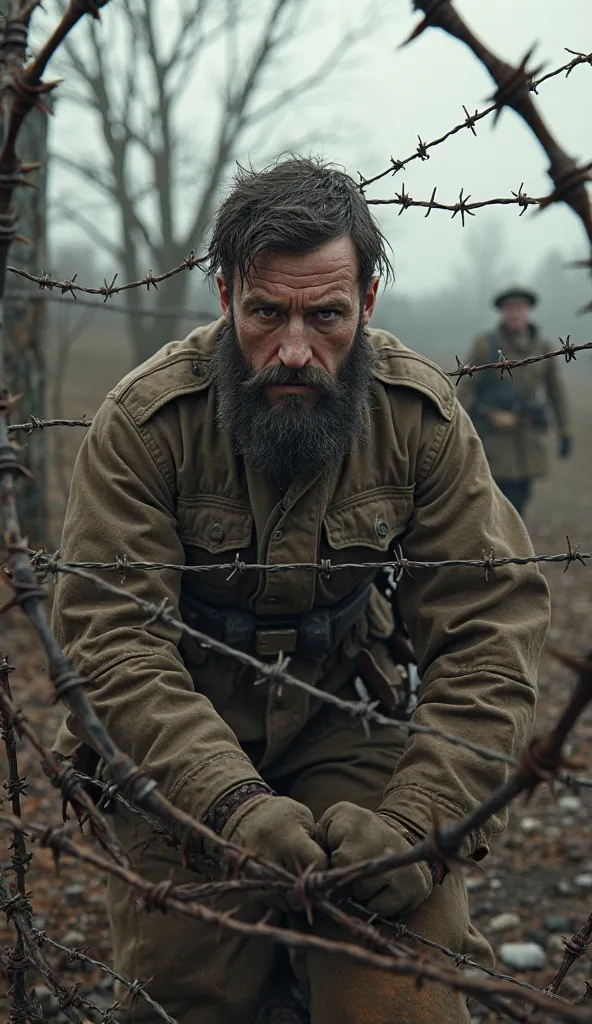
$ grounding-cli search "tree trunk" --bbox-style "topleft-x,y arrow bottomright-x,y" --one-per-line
4,107 -> 48,547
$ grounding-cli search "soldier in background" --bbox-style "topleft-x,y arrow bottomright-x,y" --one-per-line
457,286 -> 572,516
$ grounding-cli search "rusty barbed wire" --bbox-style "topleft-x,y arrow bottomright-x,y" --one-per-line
366,184 -> 541,219
0,652 -> 36,1024
1,4 -> 592,1022
402,1 -> 592,310
0,862 -> 88,1024
38,559 -> 551,772
545,910 -> 592,999
1,808 -> 591,1023
4,332 -> 592,443
7,251 -> 208,300
35,934 -> 177,1024
24,537 -> 590,581
357,47 -> 592,192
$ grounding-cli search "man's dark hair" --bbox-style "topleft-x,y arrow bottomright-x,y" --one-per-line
206,155 -> 393,293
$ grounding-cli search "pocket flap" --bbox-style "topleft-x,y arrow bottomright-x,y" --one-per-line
177,496 -> 253,554
324,486 -> 414,552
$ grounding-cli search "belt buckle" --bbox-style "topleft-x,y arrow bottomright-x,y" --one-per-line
255,628 -> 298,657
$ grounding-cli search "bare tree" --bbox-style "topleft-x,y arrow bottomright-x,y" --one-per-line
41,0 -> 377,365
1,2 -> 49,544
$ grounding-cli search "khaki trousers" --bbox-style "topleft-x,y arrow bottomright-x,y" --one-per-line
107,701 -> 492,1023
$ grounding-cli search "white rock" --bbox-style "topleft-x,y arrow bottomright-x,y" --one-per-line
62,930 -> 85,947
575,873 -> 592,889
520,817 -> 541,832
558,795 -> 582,813
498,942 -> 546,970
489,912 -> 520,932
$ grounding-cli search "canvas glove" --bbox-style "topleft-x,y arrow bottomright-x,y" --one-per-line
316,802 -> 434,917
206,794 -> 328,910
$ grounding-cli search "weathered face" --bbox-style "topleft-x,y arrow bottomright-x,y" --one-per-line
217,237 -> 379,406
212,238 -> 379,490
500,297 -> 531,333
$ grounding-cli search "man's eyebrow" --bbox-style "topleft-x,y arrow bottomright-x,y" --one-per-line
243,294 -> 352,311
243,294 -> 287,310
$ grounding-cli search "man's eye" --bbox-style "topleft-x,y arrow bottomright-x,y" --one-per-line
315,309 -> 340,322
256,306 -> 279,319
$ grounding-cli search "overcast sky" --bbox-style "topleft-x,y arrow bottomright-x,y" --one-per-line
43,0 -> 592,299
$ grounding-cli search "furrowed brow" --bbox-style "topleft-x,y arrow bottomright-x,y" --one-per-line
243,294 -> 288,311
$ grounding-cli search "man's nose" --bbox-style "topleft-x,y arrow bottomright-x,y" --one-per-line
278,319 -> 312,368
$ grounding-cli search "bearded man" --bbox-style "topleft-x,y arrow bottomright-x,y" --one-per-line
53,157 -> 549,1024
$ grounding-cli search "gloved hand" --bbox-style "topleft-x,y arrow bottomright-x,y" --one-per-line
316,802 -> 433,917
207,795 -> 328,910
558,435 -> 572,459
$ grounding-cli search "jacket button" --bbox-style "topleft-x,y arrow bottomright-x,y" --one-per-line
375,519 -> 389,538
208,522 -> 225,543
272,528 -> 284,541
191,360 -> 203,377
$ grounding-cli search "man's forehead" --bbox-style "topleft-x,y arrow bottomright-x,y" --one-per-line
237,237 -> 359,293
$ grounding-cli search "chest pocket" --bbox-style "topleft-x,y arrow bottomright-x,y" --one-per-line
176,495 -> 254,599
320,485 -> 415,601
323,485 -> 415,552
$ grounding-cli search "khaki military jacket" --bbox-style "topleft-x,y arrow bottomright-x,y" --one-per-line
53,320 -> 549,857
457,325 -> 571,481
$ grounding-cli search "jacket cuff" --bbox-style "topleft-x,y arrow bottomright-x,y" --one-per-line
169,752 -> 266,822
379,784 -> 487,861
203,781 -> 274,835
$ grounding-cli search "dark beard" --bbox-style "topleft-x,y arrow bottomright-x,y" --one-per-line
211,317 -> 377,491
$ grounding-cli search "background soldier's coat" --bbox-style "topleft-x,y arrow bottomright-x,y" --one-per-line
457,327 -> 571,480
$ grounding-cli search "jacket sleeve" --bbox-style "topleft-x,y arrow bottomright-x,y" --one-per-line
382,399 -> 549,857
544,348 -> 571,437
52,398 -> 265,820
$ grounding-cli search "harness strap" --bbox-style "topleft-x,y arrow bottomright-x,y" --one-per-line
179,579 -> 374,662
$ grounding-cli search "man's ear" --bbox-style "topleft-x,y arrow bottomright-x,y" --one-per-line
217,273 -> 232,322
362,277 -> 380,324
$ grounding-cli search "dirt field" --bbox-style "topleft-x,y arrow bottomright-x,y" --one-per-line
1,327 -> 592,1022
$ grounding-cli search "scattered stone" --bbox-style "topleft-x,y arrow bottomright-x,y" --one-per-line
97,976 -> 114,993
556,879 -> 572,896
489,912 -> 520,932
524,929 -> 548,948
520,817 -> 541,833
62,929 -> 85,948
545,915 -> 573,933
574,873 -> 592,890
498,942 -> 546,970
466,877 -> 485,892
558,795 -> 582,813
489,878 -> 502,890
64,883 -> 85,902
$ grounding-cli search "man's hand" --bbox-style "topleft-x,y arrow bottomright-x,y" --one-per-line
316,802 -> 433,917
208,794 -> 328,910
558,435 -> 572,459
489,409 -> 518,430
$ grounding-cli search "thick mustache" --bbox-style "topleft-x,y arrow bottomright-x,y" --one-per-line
240,363 -> 339,396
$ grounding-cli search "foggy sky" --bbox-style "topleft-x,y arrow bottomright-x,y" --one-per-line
350,0 -> 592,296
42,0 -> 592,299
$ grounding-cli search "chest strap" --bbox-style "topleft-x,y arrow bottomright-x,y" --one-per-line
179,580 -> 373,662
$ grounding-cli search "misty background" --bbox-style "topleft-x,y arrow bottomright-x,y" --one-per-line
9,0 -> 592,540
